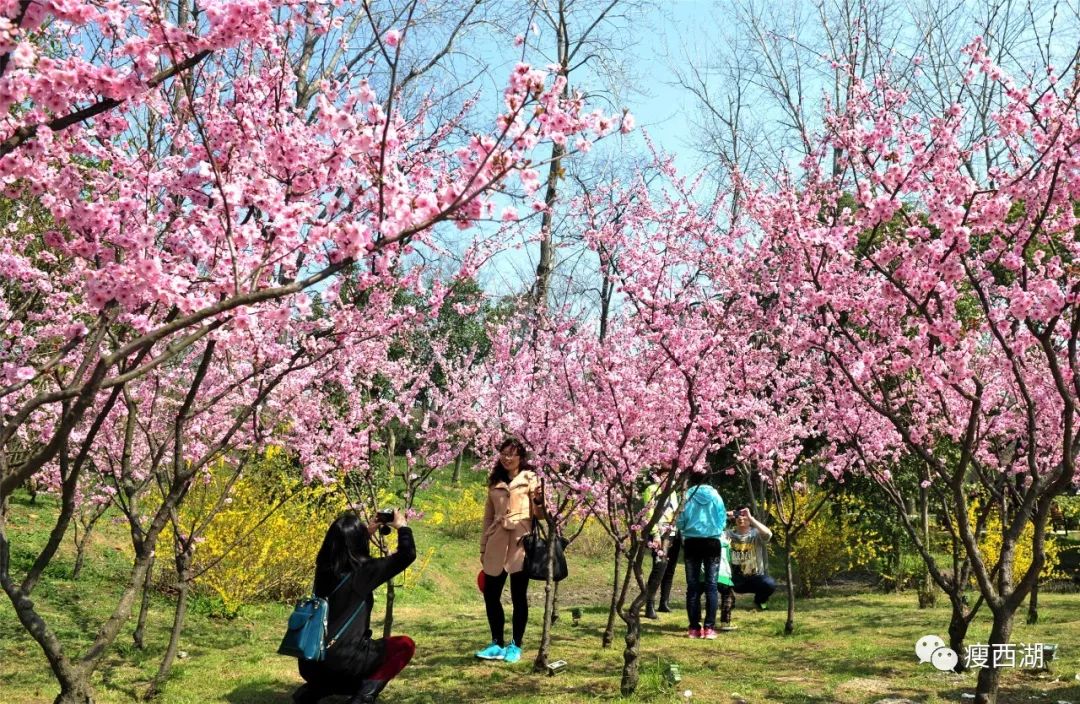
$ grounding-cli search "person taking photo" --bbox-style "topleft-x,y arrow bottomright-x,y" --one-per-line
293,510 -> 416,704
725,505 -> 776,610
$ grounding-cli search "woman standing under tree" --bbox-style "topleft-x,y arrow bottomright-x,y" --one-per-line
475,438 -> 544,664
675,473 -> 727,640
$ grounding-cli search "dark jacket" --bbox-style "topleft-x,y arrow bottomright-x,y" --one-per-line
299,527 -> 416,688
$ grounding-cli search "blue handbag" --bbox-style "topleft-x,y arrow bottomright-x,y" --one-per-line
278,573 -> 365,661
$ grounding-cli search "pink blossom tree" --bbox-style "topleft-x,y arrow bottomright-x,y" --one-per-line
473,158 -> 783,693
0,2 -> 622,701
743,39 -> 1080,703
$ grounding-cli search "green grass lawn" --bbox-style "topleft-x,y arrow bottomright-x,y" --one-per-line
3,489 -> 1080,704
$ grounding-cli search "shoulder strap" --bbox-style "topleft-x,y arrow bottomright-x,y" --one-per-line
329,573 -> 352,596
326,599 -> 366,650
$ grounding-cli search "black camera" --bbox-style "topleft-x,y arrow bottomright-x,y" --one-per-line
375,508 -> 394,536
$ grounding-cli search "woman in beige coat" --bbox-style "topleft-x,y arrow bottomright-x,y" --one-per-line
475,438 -> 543,664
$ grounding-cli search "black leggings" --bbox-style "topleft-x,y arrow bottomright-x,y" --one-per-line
483,570 -> 529,647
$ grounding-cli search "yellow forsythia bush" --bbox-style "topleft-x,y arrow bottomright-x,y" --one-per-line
776,491 -> 880,597
424,486 -> 486,539
970,501 -> 1062,586
184,450 -> 347,615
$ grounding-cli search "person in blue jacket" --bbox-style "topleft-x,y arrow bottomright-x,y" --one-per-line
675,473 -> 727,639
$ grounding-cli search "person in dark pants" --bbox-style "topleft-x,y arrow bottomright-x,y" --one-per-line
643,464 -> 680,619
475,438 -> 544,664
293,510 -> 416,704
656,532 -> 682,612
675,473 -> 727,639
725,505 -> 776,610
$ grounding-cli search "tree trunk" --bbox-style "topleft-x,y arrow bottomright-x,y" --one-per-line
71,535 -> 89,581
382,426 -> 398,640
1026,582 -> 1039,625
917,486 -> 936,608
533,518 -> 560,672
452,453 -> 463,485
602,546 -> 621,648
888,533 -> 902,591
385,428 -> 396,473
133,554 -> 155,650
146,548 -> 193,698
53,681 -> 95,704
2,519 -> 99,704
534,143 -> 565,310
743,467 -> 762,521
784,539 -> 796,635
946,594 -> 972,673
917,569 -> 938,608
618,542 -> 648,696
551,580 -> 560,624
974,608 -> 1015,704
619,610 -> 641,696
382,580 -> 396,639
72,507 -> 106,580
23,446 -> 80,595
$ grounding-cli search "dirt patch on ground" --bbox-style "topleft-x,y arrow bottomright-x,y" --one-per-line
834,677 -> 900,699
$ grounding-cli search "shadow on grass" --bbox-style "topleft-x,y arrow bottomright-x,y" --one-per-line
937,680 -> 1080,704
224,679 -> 297,704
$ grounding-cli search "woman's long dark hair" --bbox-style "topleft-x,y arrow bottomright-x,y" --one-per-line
313,512 -> 371,593
488,438 -> 528,486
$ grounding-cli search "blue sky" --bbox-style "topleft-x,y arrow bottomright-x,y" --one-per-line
628,1 -> 717,176
464,0 -> 720,298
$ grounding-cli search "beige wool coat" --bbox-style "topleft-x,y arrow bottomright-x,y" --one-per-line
480,469 -> 542,576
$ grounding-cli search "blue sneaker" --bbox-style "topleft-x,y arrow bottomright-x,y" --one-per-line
502,642 -> 522,664
475,641 -> 505,660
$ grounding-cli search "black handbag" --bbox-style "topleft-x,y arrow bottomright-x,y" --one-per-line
522,519 -> 569,582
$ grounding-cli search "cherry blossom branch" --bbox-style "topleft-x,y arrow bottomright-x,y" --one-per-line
0,51 -> 212,159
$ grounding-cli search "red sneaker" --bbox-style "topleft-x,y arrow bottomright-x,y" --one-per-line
702,627 -> 718,639
687,628 -> 701,639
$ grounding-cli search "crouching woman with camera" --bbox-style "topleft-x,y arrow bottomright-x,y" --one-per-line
293,510 -> 416,704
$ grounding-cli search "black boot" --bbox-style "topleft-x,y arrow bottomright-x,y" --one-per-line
349,679 -> 389,704
292,684 -> 324,704
657,599 -> 670,613
645,600 -> 659,619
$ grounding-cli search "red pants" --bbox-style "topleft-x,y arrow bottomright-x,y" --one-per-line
298,635 -> 415,694
366,635 -> 415,682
